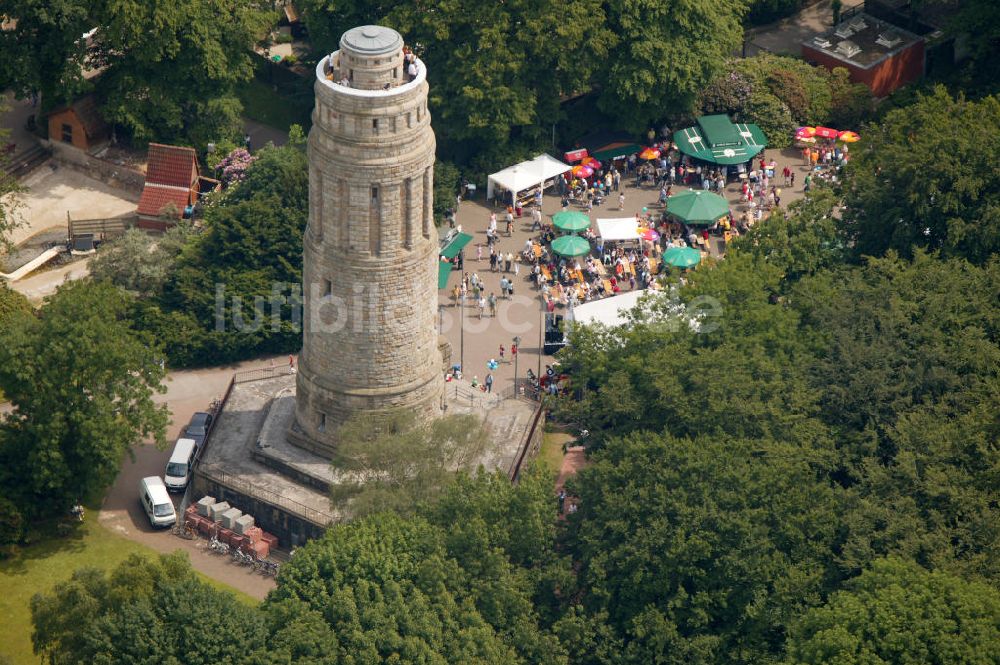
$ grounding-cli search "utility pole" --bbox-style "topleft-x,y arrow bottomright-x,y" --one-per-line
537,298 -> 544,380
513,335 -> 521,394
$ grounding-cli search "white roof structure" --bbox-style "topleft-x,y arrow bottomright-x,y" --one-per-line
487,154 -> 570,200
568,290 -> 649,328
596,217 -> 640,242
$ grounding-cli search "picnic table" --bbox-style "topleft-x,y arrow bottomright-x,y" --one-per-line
532,243 -> 543,259
540,265 -> 553,282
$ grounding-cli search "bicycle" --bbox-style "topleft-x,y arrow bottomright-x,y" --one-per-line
171,520 -> 196,540
208,533 -> 229,555
233,541 -> 259,570
259,559 -> 280,577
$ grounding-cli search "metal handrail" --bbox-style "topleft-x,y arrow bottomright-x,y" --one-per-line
233,364 -> 292,384
508,401 -> 544,481
197,462 -> 334,527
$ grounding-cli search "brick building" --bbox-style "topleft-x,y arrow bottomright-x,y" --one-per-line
802,13 -> 924,98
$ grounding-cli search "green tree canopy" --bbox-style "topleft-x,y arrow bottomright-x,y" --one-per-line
597,0 -> 747,132
30,552 -> 267,665
268,502 -> 566,665
137,143 -> 307,366
88,223 -> 195,297
0,0 -> 94,107
0,281 -> 168,515
559,432 -> 844,664
842,87 -> 1000,264
93,0 -> 274,145
785,557 -> 1000,665
328,412 -> 490,518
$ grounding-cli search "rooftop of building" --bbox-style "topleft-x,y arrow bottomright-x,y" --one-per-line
802,11 -> 923,69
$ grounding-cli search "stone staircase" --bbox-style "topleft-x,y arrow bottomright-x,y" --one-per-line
3,143 -> 51,180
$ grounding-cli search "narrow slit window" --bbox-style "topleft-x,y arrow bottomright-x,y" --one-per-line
371,186 -> 379,201
318,412 -> 326,432
323,278 -> 332,298
372,118 -> 379,134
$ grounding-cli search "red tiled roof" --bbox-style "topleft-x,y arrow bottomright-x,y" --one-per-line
137,184 -> 190,219
146,143 -> 198,188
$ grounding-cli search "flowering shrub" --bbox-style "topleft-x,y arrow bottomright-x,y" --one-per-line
698,71 -> 754,117
216,148 -> 257,186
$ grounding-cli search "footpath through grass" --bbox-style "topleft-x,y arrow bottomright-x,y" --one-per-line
0,517 -> 258,664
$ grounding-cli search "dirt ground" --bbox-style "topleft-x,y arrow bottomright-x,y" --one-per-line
6,165 -> 138,247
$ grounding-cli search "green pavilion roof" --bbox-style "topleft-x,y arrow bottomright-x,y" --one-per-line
674,115 -> 767,165
438,261 -> 452,289
440,232 -> 473,259
592,142 -> 643,161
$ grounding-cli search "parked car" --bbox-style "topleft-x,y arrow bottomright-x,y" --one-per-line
164,437 -> 197,492
183,411 -> 213,447
139,476 -> 176,528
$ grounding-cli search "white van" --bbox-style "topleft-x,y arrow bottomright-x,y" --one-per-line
139,476 -> 176,528
164,437 -> 197,492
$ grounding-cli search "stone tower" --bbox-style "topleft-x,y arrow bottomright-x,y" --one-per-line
293,25 -> 442,455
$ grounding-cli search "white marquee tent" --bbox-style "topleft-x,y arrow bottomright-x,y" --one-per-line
487,154 -> 570,200
568,290 -> 649,328
596,217 -> 640,242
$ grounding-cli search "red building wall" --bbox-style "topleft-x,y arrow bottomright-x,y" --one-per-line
802,39 -> 925,97
48,110 -> 90,151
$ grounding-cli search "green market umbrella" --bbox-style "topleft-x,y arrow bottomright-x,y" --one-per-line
666,190 -> 729,226
552,211 -> 591,233
551,234 -> 591,257
661,246 -> 702,269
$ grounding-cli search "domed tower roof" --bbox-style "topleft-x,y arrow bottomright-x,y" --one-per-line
340,25 -> 403,56
336,25 -> 407,91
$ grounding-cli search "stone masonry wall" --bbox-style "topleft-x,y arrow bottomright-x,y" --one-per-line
295,51 -> 443,452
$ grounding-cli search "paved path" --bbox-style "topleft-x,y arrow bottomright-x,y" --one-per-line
98,355 -> 290,601
440,146 -> 811,393
7,255 -> 90,301
243,118 -> 289,152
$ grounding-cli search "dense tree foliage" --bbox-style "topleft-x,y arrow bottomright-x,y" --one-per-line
842,87 -> 1000,264
699,54 -> 872,148
0,283 -> 31,327
598,0 -> 746,133
133,143 -> 307,366
785,557 -> 1000,665
0,0 -> 274,145
560,432 -> 844,663
31,552 -> 267,665
30,472 -> 566,663
0,0 -> 93,107
299,0 -> 745,159
88,223 -> 195,296
0,282 -> 168,521
328,413 -> 490,518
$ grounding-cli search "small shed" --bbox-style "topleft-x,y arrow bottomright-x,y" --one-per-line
46,95 -> 110,151
137,143 -> 201,231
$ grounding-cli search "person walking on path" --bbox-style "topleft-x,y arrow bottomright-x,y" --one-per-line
488,292 -> 497,318
476,243 -> 483,262
477,294 -> 486,319
504,251 -> 512,273
618,192 -> 625,210
499,344 -> 505,363
485,373 -> 494,393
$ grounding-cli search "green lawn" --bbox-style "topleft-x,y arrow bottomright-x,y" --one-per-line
0,518 -> 258,664
237,77 -> 312,132
536,431 -> 571,476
